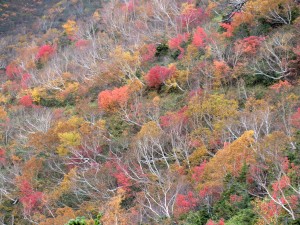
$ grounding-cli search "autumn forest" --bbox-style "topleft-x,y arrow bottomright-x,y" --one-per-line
1,0 -> 300,224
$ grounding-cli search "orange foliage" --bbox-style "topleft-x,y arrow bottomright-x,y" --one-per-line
235,36 -> 265,55
199,131 -> 255,192
98,86 -> 129,112
39,207 -> 76,225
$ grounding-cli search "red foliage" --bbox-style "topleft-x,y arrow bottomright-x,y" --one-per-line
235,36 -> 265,55
191,160 -> 207,183
75,39 -> 90,49
105,161 -> 132,192
199,185 -> 221,202
160,106 -> 188,128
0,148 -> 5,165
98,86 -> 129,112
229,194 -> 243,204
19,95 -> 33,107
36,45 -> 55,60
281,157 -> 290,173
220,23 -> 234,38
290,45 -> 300,77
288,195 -> 299,209
21,73 -> 31,89
175,191 -> 198,215
144,66 -> 172,87
214,60 -> 230,76
192,27 -> 207,47
206,220 -> 215,225
272,176 -> 290,193
180,6 -> 205,29
6,63 -> 21,79
168,33 -> 190,59
113,168 -> 132,192
270,80 -> 292,93
292,107 -> 300,128
121,0 -> 135,12
19,180 -> 44,214
293,45 -> 300,56
142,44 -> 156,62
206,219 -> 225,225
259,200 -> 281,220
188,88 -> 203,99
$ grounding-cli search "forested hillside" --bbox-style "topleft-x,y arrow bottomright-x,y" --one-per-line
0,0 -> 300,224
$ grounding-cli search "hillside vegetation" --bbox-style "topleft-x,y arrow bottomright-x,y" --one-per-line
1,0 -> 300,224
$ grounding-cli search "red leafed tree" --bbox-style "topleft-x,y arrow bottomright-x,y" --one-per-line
19,95 -> 33,107
175,191 -> 199,215
21,73 -> 31,89
180,4 -> 205,30
98,85 -> 129,112
19,180 -> 44,214
142,44 -> 156,62
144,66 -> 172,88
188,88 -> 203,99
229,194 -> 243,204
160,106 -> 188,128
113,165 -> 132,192
235,36 -> 265,55
192,27 -> 207,48
291,107 -> 300,128
6,63 -> 21,79
75,39 -> 90,49
220,23 -> 234,38
168,33 -> 190,59
270,80 -> 291,93
191,160 -> 207,183
36,45 -> 55,60
0,148 -> 5,165
206,218 -> 225,225
121,0 -> 135,12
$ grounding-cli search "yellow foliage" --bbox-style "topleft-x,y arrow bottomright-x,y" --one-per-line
0,94 -> 8,104
128,79 -> 143,92
189,146 -> 208,166
55,116 -> 84,133
188,94 -> 238,133
62,20 -> 77,36
39,207 -> 76,225
111,46 -> 141,79
0,106 -> 7,120
152,96 -> 161,107
137,121 -> 161,139
199,130 -> 255,190
96,119 -> 106,130
57,146 -> 68,156
58,131 -> 81,147
101,189 -> 129,225
68,116 -> 84,127
49,168 -> 77,202
181,3 -> 196,15
56,82 -> 79,101
183,44 -> 199,63
93,10 -> 101,21
244,0 -> 294,24
164,64 -> 189,90
21,157 -> 43,182
30,87 -> 46,103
